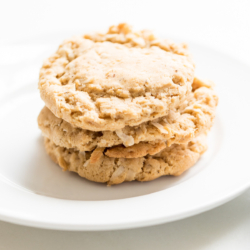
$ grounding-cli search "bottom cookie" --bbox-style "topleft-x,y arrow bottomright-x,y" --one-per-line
44,136 -> 207,185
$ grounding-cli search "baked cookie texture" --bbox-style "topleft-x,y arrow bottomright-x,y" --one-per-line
38,77 -> 218,151
39,24 -> 195,131
44,135 -> 207,186
84,23 -> 190,56
37,23 -> 218,185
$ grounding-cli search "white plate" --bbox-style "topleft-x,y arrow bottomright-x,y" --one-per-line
0,40 -> 249,231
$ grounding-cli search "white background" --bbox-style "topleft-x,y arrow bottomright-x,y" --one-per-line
0,0 -> 250,249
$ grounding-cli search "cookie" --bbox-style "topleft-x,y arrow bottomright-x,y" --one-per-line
44,135 -> 207,185
105,141 -> 166,158
84,23 -> 190,56
38,77 -> 218,151
39,24 -> 195,131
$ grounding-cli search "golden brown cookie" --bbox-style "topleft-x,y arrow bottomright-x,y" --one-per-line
84,23 -> 190,56
38,24 -> 195,131
38,78 -> 218,150
105,141 -> 166,158
44,135 -> 207,185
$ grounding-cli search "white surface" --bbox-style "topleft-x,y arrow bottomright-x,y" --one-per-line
0,0 -> 250,248
1,0 -> 250,67
0,188 -> 249,249
0,40 -> 249,231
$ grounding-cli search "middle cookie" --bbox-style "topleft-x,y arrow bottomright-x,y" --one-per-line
38,77 -> 218,151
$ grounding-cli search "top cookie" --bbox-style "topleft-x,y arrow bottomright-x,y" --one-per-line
39,24 -> 195,131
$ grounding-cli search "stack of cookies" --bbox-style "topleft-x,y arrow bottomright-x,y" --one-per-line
38,24 -> 218,185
